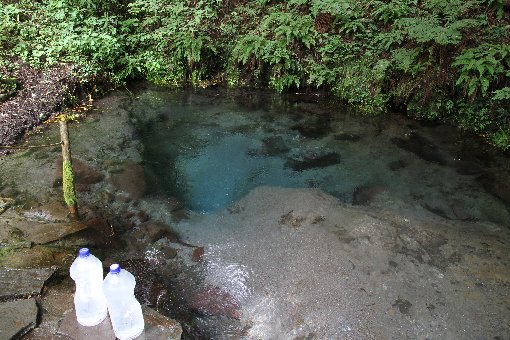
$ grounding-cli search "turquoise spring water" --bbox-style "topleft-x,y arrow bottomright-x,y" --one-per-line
127,86 -> 510,226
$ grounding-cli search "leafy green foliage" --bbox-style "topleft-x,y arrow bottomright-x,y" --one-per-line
453,43 -> 510,97
0,0 -> 508,149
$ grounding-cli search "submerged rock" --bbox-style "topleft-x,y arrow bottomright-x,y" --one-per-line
392,298 -> 412,315
352,185 -> 387,205
451,160 -> 484,176
191,247 -> 205,262
262,136 -> 289,156
477,171 -> 510,206
334,133 -> 361,142
54,158 -> 104,191
0,298 -> 38,339
140,221 -> 179,243
110,162 -> 147,200
285,152 -> 341,171
391,133 -> 447,165
112,258 -> 180,311
388,160 -> 408,171
291,118 -> 331,139
188,285 -> 241,319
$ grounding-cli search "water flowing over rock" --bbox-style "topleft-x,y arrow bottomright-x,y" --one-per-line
140,221 -> 179,243
110,162 -> 147,200
180,187 -> 510,339
54,158 -> 105,191
187,285 -> 241,319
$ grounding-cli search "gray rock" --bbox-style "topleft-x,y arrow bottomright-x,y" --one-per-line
0,298 -> 38,339
57,310 -> 115,340
0,268 -> 55,300
142,305 -> 182,340
17,221 -> 88,244
22,201 -> 70,223
57,306 -> 182,340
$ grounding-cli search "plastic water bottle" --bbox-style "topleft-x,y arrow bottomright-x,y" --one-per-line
103,264 -> 144,340
69,248 -> 108,326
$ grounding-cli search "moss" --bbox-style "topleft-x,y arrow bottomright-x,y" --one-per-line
62,160 -> 77,207
0,246 -> 14,258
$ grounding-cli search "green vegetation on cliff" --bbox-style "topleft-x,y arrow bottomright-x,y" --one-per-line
1,0 -> 509,149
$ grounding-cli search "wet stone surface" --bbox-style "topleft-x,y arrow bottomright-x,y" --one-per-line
57,310 -> 116,340
0,298 -> 38,339
0,268 -> 55,300
57,305 -> 182,340
16,221 -> 89,245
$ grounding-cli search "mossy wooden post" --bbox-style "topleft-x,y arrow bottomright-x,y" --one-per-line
59,116 -> 78,219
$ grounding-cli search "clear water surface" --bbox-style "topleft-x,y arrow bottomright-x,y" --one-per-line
126,86 -> 510,226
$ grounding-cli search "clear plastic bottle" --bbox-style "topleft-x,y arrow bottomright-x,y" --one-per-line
69,248 -> 108,326
103,264 -> 144,340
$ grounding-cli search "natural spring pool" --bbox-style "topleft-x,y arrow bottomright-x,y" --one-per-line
2,85 -> 509,339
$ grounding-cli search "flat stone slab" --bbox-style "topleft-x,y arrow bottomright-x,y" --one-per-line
0,268 -> 55,300
18,221 -> 88,244
57,310 -> 116,340
0,298 -> 38,339
141,305 -> 182,340
57,306 -> 182,340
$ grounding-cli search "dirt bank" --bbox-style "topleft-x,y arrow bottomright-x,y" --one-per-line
0,61 -> 78,154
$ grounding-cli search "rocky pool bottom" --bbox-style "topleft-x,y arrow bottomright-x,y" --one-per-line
0,89 -> 509,339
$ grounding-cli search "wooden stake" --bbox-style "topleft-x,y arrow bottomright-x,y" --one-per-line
59,118 -> 78,219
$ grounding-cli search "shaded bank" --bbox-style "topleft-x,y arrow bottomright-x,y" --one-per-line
0,0 -> 509,150
0,62 -> 77,154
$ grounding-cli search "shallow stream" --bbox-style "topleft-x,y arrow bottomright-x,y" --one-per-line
2,84 -> 510,339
